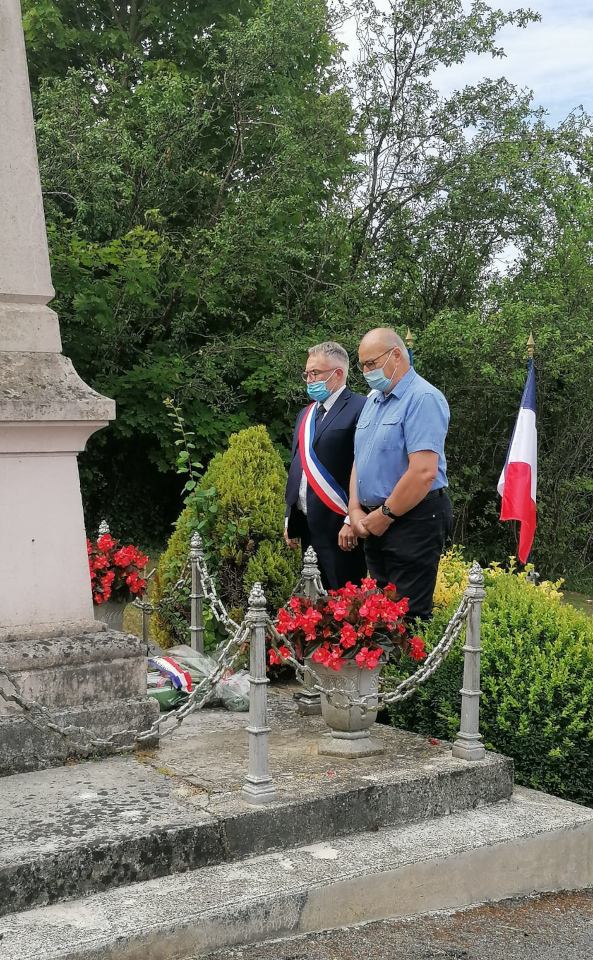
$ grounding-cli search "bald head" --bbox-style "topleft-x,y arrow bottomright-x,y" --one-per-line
360,327 -> 407,355
358,327 -> 410,392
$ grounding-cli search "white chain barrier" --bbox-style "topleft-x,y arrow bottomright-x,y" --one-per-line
0,530 -> 483,761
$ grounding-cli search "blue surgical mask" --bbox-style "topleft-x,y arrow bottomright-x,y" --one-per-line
363,368 -> 393,392
363,351 -> 396,392
306,371 -> 336,403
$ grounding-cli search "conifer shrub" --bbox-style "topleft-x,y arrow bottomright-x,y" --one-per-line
386,556 -> 593,805
152,425 -> 300,647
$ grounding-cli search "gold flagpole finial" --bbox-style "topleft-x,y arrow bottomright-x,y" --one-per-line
527,331 -> 535,360
405,327 -> 414,349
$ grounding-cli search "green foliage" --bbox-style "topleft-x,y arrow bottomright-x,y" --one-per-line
152,425 -> 300,646
386,572 -> 593,806
29,0 -> 593,587
22,0 -> 260,88
244,540 -> 300,612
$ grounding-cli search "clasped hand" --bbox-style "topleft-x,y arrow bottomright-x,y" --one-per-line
350,507 -> 393,539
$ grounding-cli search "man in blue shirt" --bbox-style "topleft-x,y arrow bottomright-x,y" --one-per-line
349,327 -> 453,621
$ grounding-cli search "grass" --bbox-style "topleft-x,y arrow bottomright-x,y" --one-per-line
563,590 -> 593,618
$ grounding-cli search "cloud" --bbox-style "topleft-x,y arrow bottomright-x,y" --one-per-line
338,1 -> 593,125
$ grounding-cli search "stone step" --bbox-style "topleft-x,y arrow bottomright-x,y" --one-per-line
0,701 -> 512,917
2,787 -> 592,960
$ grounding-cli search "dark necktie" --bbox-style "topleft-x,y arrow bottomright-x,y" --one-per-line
316,403 -> 326,422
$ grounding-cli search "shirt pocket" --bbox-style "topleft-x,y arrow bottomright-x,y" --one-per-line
377,413 -> 403,450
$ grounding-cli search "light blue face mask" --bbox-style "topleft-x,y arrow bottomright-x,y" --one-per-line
306,370 -> 336,403
363,350 -> 395,392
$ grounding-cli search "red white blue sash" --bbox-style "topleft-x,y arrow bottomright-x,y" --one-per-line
298,404 -> 348,516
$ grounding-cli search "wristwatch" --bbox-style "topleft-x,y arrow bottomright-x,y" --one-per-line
381,502 -> 398,520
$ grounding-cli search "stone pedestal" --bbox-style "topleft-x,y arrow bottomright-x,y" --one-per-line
0,0 -> 158,773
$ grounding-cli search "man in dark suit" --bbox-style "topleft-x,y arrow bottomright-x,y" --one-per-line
285,341 -> 367,589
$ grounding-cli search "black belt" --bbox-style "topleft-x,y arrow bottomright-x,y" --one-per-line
361,488 -> 446,514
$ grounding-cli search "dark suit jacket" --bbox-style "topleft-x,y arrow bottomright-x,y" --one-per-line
285,388 -> 367,588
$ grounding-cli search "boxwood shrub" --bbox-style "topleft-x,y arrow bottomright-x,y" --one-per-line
152,425 -> 300,647
386,558 -> 593,806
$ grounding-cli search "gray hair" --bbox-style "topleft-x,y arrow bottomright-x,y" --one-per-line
308,341 -> 350,375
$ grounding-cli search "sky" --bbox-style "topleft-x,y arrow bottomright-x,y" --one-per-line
339,1 -> 593,126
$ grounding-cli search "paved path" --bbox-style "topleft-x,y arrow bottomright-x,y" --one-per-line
201,890 -> 593,960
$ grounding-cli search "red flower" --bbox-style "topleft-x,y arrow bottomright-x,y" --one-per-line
268,645 -> 291,666
361,577 -> 377,591
312,643 -> 331,665
276,607 -> 297,635
97,533 -> 116,552
326,644 -> 346,671
409,635 -> 427,661
354,646 -> 382,669
340,623 -> 357,649
328,599 -> 350,622
275,580 -> 414,674
87,532 -> 149,604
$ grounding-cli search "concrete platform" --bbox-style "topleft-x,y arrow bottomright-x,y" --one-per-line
200,889 -> 593,960
2,787 -> 592,960
0,689 -> 512,916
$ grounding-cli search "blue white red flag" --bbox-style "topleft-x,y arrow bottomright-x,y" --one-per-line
497,363 -> 537,564
298,403 -> 348,516
148,656 -> 193,693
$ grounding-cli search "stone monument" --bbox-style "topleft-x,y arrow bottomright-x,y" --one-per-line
0,0 -> 157,774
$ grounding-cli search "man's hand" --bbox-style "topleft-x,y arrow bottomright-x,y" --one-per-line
349,507 -> 369,539
283,530 -> 300,550
360,508 -> 393,538
338,524 -> 358,552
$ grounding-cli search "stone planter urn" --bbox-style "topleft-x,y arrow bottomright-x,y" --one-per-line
311,659 -> 385,758
94,599 -> 128,632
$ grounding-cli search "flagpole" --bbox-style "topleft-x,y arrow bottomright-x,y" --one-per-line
406,327 -> 415,368
497,331 -> 538,565
527,331 -> 535,368
525,330 -> 536,572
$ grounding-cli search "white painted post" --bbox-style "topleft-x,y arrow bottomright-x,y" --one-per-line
189,532 -> 205,653
242,583 -> 276,805
294,546 -> 324,716
452,562 -> 486,761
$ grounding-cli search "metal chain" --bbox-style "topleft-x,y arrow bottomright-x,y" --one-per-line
0,536 -> 244,752
266,594 -> 472,712
0,618 -> 249,753
0,530 -> 473,751
194,549 -> 240,633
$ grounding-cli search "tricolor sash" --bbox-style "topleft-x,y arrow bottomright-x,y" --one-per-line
298,403 -> 348,516
148,656 -> 193,693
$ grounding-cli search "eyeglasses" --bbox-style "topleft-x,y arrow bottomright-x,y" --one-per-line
356,348 -> 394,372
301,368 -> 338,382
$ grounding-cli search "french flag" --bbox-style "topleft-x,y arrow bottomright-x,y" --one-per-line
497,363 -> 537,564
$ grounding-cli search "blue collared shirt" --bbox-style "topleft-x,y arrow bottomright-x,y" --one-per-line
354,368 -> 449,506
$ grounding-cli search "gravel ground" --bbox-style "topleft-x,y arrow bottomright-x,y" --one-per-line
201,890 -> 593,960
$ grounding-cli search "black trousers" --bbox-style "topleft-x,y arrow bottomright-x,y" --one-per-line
292,509 -> 367,591
363,492 -> 453,622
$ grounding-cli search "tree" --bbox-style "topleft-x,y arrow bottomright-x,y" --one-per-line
22,0 -> 260,87
30,0 -> 593,586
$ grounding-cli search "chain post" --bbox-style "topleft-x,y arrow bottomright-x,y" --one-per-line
242,583 -> 276,805
189,531 -> 205,652
294,546 -> 324,716
452,562 -> 486,761
141,602 -> 149,645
